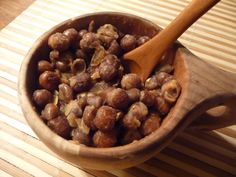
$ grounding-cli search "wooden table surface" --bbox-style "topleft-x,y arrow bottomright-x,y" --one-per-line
0,0 -> 235,177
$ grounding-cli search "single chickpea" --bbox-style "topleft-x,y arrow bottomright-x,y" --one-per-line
41,103 -> 59,121
93,130 -> 117,147
33,89 -> 53,107
47,116 -> 71,139
94,106 -> 117,131
39,71 -> 60,91
48,32 -> 70,51
121,73 -> 142,90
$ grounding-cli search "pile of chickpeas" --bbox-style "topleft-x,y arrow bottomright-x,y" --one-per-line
32,21 -> 181,147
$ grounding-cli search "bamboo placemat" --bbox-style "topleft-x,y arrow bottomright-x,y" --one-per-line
0,0 -> 235,176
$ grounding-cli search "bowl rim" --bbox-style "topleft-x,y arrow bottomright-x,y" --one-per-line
18,11 -> 182,159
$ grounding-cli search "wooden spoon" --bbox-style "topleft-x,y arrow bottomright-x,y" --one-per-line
124,0 -> 220,81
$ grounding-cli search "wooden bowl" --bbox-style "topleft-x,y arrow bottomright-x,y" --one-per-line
18,12 -> 236,170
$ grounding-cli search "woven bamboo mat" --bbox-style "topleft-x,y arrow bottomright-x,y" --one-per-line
0,0 -> 236,176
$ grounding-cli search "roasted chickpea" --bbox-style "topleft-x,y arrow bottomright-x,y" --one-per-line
47,116 -> 71,139
41,103 -> 59,120
71,58 -> 86,75
69,72 -> 92,93
58,83 -> 73,103
39,71 -> 60,91
156,72 -> 173,86
161,79 -> 181,103
63,28 -> 78,44
71,128 -> 91,146
49,50 -> 59,62
126,88 -> 140,103
154,96 -> 170,115
38,60 -> 53,73
121,130 -> 142,145
103,54 -> 120,68
94,106 -> 117,131
82,105 -> 97,130
48,32 -> 70,51
87,95 -> 104,108
80,32 -> 100,51
107,40 -> 120,55
137,36 -> 150,46
77,93 -> 88,109
93,130 -> 117,147
141,113 -> 161,136
120,34 -> 136,52
121,73 -> 142,89
127,102 -> 148,121
33,89 -> 53,107
107,88 -> 129,110
145,76 -> 159,90
140,90 -> 156,107
122,114 -> 141,129
99,61 -> 118,82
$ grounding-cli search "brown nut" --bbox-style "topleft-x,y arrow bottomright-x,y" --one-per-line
47,116 -> 71,139
141,113 -> 161,136
63,28 -> 78,44
161,79 -> 181,103
39,71 -> 60,91
77,92 -> 88,109
121,130 -> 142,145
107,88 -> 129,110
87,95 -> 104,108
69,72 -> 92,93
33,89 -> 53,107
49,50 -> 59,62
93,130 -> 117,147
82,105 -> 97,130
41,103 -> 59,121
94,106 -> 117,131
103,54 -> 120,68
122,113 -> 141,129
137,36 -> 150,46
99,61 -> 118,82
140,90 -> 156,107
38,60 -> 53,73
128,102 -> 148,121
48,32 -> 70,51
71,58 -> 86,75
156,72 -> 173,86
145,76 -> 159,90
154,96 -> 170,115
126,88 -> 140,103
107,40 -> 120,55
71,128 -> 91,146
80,32 -> 100,51
58,83 -> 73,103
97,24 -> 119,39
120,34 -> 136,52
121,73 -> 142,90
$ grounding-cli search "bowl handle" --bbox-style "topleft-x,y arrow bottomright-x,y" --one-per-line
189,100 -> 236,130
176,48 -> 236,130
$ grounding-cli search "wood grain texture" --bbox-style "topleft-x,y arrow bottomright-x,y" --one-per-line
0,0 -> 34,29
0,0 -> 236,176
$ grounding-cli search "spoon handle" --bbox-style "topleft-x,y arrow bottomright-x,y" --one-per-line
124,0 -> 220,81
